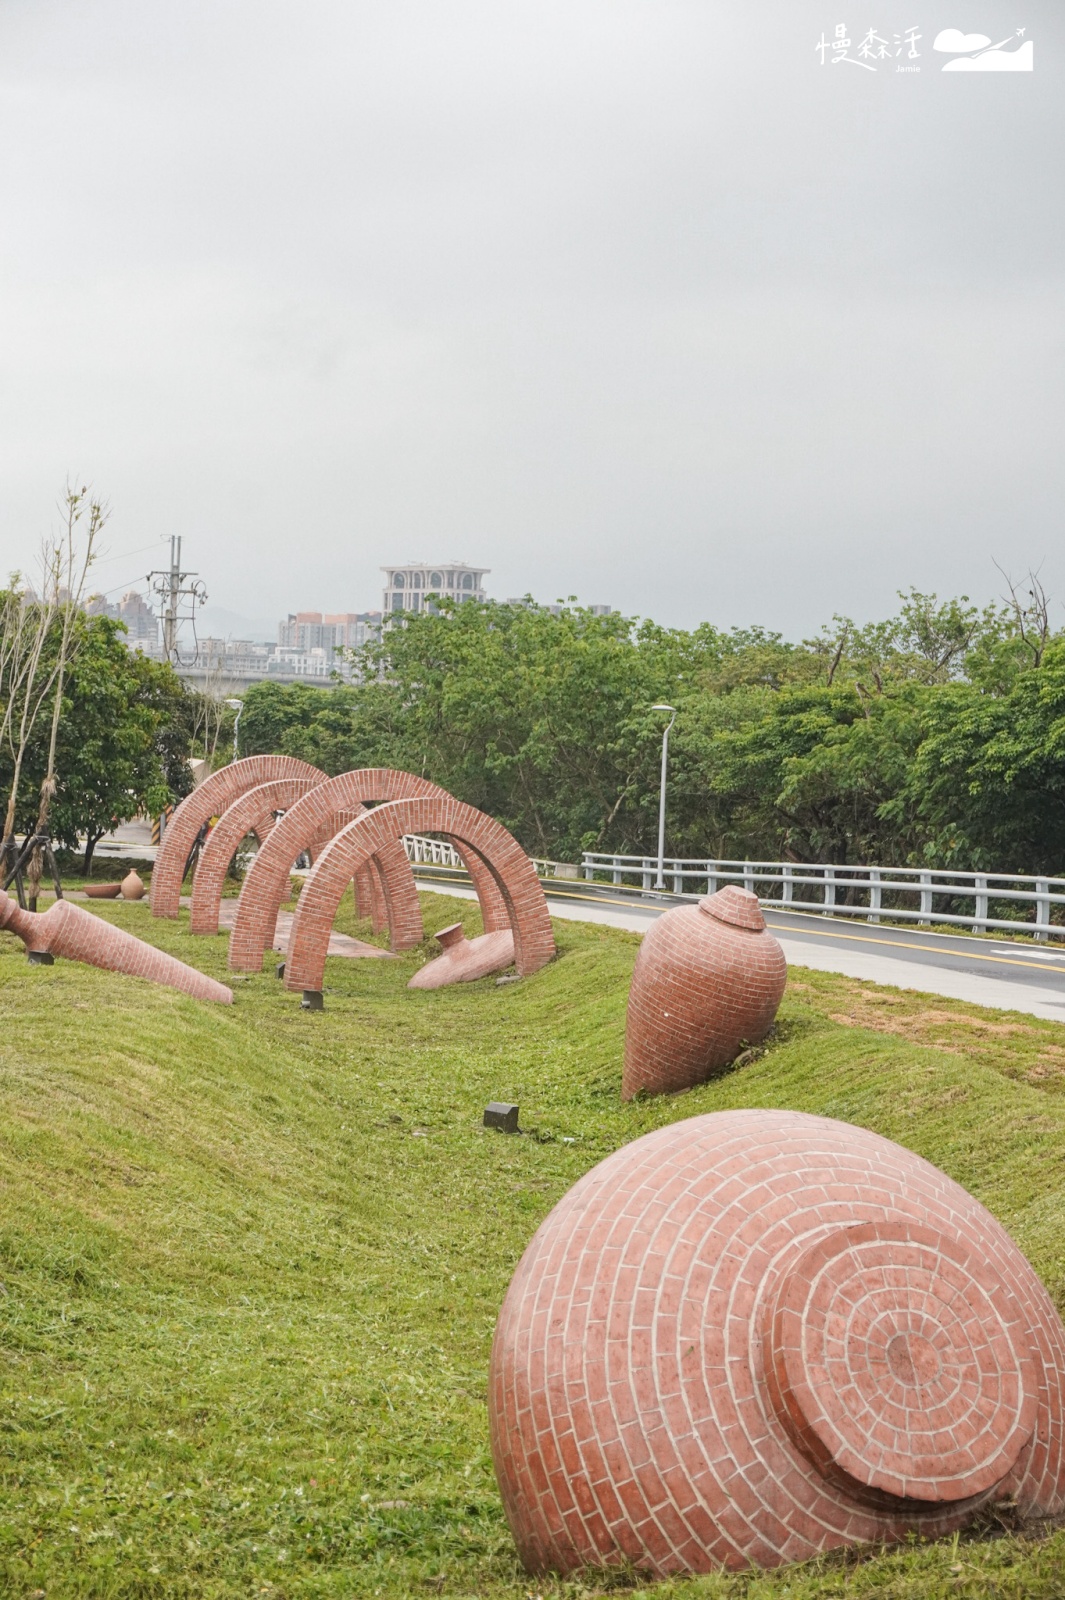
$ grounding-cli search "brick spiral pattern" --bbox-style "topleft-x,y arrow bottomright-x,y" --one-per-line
188,778 -> 326,934
489,1110 -> 1065,1576
766,1223 -> 1036,1504
150,756 -> 326,918
228,770 -> 509,971
0,891 -> 233,1004
284,796 -> 555,993
623,886 -> 786,1099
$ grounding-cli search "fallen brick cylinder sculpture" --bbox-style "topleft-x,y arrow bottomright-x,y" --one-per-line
150,755 -> 327,919
622,885 -> 786,1099
407,922 -> 515,989
0,890 -> 233,1004
284,796 -> 554,999
228,769 -> 510,971
188,776 -> 331,935
489,1109 -> 1065,1576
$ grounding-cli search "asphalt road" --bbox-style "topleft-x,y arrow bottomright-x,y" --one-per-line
413,867 -> 1065,1023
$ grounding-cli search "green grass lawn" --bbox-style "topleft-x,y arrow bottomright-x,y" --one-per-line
1,889 -> 1065,1598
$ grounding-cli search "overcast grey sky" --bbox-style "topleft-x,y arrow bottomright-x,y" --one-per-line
1,1 -> 1061,638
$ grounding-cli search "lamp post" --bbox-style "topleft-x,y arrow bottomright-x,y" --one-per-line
225,698 -> 244,761
651,704 -> 676,891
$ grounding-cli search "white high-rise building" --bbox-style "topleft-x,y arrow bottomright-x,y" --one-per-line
382,563 -> 489,615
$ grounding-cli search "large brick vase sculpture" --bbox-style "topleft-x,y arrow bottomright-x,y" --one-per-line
489,1110 -> 1065,1576
0,890 -> 233,1004
622,885 -> 786,1099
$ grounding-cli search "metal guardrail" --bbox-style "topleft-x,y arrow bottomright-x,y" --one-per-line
580,853 -> 1065,941
403,834 -> 559,879
404,834 -> 465,868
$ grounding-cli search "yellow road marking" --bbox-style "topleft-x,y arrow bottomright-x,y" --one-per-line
414,869 -> 1063,979
760,917 -> 1065,975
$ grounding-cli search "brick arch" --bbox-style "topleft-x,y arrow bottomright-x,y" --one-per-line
228,769 -> 509,972
284,796 -> 555,997
150,756 -> 326,919
188,778 -> 329,935
354,860 -> 384,931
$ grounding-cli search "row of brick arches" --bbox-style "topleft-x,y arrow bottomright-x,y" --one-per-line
151,757 -> 555,997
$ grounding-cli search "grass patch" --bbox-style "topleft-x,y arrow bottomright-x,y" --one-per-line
0,892 -> 1064,1597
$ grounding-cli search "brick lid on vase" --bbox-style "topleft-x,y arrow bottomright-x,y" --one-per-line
698,884 -> 765,931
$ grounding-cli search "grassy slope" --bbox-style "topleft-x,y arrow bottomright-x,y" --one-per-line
0,891 -> 1064,1598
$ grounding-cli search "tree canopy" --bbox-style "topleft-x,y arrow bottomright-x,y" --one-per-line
0,600 -> 195,870
233,588 -> 1065,874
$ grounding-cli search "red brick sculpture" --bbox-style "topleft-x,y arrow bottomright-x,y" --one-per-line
0,889 -> 233,1004
228,770 -> 509,971
622,885 -> 786,1099
284,796 -> 555,999
150,755 -> 327,919
353,859 -> 384,932
489,1109 -> 1065,1576
188,777 -> 329,935
407,922 -> 515,989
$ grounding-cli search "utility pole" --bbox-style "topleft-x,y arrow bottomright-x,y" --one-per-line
651,704 -> 677,892
146,537 -> 207,664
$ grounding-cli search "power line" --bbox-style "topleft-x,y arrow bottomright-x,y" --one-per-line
146,537 -> 207,665
90,537 -> 168,572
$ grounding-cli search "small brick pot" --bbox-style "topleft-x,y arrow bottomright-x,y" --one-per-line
488,1110 -> 1065,1576
622,885 -> 786,1099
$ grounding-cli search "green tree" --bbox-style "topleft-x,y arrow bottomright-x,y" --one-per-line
888,642 -> 1065,874
205,589 -> 1063,874
0,612 -> 195,873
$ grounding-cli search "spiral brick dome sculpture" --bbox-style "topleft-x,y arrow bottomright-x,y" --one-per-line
489,1110 -> 1065,1575
623,886 -> 786,1099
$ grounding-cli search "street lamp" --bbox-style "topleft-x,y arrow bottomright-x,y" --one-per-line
225,698 -> 244,760
651,704 -> 676,891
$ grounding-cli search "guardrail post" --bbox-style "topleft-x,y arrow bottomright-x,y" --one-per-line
974,875 -> 988,933
583,854 -> 593,881
1036,878 -> 1050,943
672,861 -> 684,894
707,861 -> 718,896
612,855 -> 622,886
869,867 -> 881,924
642,859 -> 653,891
822,865 -> 835,916
743,861 -> 754,895
782,863 -> 793,906
919,870 -> 932,925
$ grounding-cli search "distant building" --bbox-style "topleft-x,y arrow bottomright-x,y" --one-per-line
85,589 -> 159,647
278,611 -> 382,652
382,564 -> 489,615
269,647 -> 334,679
506,599 -> 615,616
193,638 -> 275,676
